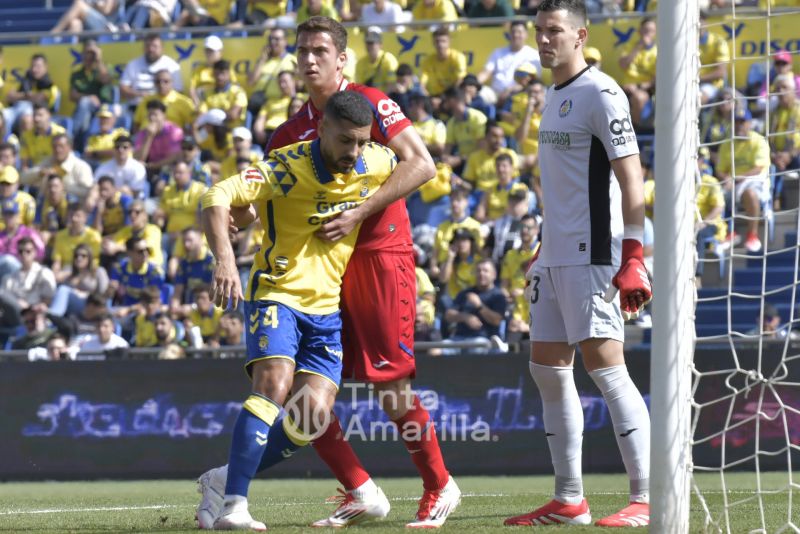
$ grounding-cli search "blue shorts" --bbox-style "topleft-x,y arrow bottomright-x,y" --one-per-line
244,300 -> 343,388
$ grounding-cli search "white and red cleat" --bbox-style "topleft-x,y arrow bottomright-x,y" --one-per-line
504,498 -> 592,526
310,486 -> 391,528
406,476 -> 461,528
594,502 -> 649,527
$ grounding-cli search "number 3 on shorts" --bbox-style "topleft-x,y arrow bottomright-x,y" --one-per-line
529,276 -> 540,304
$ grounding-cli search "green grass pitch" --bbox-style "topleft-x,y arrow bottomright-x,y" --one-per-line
0,473 -> 795,532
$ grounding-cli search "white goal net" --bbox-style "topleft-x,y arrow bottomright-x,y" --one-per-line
688,2 -> 800,533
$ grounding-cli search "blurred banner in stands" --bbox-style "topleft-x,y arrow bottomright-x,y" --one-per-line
0,346 -> 794,480
2,12 -> 799,115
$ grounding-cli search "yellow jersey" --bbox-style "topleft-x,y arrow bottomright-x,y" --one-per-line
622,43 -> 658,85
252,54 -> 297,99
189,304 -> 224,339
85,128 -> 130,160
249,0 -> 287,17
696,173 -> 727,242
190,65 -> 239,100
202,139 -> 396,314
446,107 -> 487,157
716,130 -> 771,179
447,256 -> 478,298
51,227 -> 102,267
20,123 -> 66,166
160,180 -> 208,234
198,133 -> 233,162
485,181 -> 529,220
355,51 -> 399,92
414,117 -> 447,149
110,223 -> 164,268
197,0 -> 232,24
418,161 -> 452,203
221,151 -> 261,183
0,189 -> 36,231
501,244 -> 538,321
199,84 -> 248,127
770,102 -> 800,153
135,91 -> 196,130
462,147 -> 519,192
420,50 -> 468,96
257,96 -> 291,131
434,216 -> 484,263
412,0 -> 458,22
699,30 -> 730,88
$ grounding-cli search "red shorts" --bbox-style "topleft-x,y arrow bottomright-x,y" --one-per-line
340,249 -> 416,382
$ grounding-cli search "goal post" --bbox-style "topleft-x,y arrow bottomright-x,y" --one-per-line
651,0 -> 698,532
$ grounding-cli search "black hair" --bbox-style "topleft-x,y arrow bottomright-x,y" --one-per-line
324,91 -> 374,128
536,0 -> 587,25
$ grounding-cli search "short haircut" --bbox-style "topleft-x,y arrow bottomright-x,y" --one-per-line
396,63 -> 413,77
510,20 -> 527,31
114,135 -> 133,147
409,93 -> 433,116
442,86 -> 466,102
324,91 -> 374,128
521,213 -> 538,225
476,257 -> 497,271
432,26 -> 450,39
31,53 -> 46,63
125,235 -> 147,251
86,292 -> 107,308
67,201 -> 85,214
193,284 -> 212,298
0,142 -> 16,154
95,312 -> 115,325
97,175 -> 115,186
141,286 -> 161,303
450,185 -> 470,200
222,310 -> 244,323
213,59 -> 230,71
52,133 -> 70,146
536,0 -> 587,26
182,226 -> 201,237
641,16 -> 654,27
46,173 -> 62,183
33,102 -> 49,113
17,236 -> 34,250
297,16 -> 348,53
495,153 -> 513,166
278,70 -> 295,79
485,119 -> 502,135
146,99 -> 167,113
144,32 -> 161,43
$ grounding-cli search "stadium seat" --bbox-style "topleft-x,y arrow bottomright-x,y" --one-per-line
39,35 -> 79,45
160,283 -> 175,305
97,33 -> 136,43
52,116 -> 74,137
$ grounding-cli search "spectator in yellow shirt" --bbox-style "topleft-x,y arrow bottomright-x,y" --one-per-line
199,60 -> 248,128
220,127 -> 261,180
420,27 -> 468,101
500,213 -> 539,339
185,284 -> 223,346
247,28 -> 297,116
479,153 -> 528,221
134,70 -> 196,132
699,10 -> 730,103
716,107 -> 771,253
190,35 -> 239,107
51,203 -> 102,278
431,186 -> 484,280
0,166 -> 36,233
442,86 -> 488,174
195,109 -> 233,166
22,134 -> 95,205
4,54 -> 60,133
769,73 -> 800,210
252,70 -> 296,147
237,0 -> 288,24
355,31 -> 399,94
102,199 -> 164,268
19,104 -> 65,169
84,105 -> 130,164
411,0 -> 458,26
156,160 -> 208,247
618,17 -> 657,127
462,121 -> 519,194
408,93 -> 447,157
176,0 -> 235,26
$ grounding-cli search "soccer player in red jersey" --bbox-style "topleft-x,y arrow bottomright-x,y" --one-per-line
196,16 -> 460,530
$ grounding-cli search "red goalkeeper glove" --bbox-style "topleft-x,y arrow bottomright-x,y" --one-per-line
612,239 -> 652,320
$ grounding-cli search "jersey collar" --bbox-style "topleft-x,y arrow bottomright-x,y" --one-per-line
554,65 -> 591,91
310,138 -> 366,184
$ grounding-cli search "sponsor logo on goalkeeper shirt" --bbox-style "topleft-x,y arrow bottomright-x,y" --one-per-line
539,130 -> 571,149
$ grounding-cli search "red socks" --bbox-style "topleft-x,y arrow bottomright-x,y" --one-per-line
312,414 -> 371,491
393,396 -> 450,491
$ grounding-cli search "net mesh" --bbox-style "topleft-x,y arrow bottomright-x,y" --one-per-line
693,3 -> 800,532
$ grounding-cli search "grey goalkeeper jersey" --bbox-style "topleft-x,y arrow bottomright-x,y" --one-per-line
537,66 -> 639,268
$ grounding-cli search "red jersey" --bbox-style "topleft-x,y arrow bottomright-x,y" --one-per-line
267,80 -> 414,252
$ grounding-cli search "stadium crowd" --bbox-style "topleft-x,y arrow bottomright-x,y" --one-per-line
0,0 -> 797,360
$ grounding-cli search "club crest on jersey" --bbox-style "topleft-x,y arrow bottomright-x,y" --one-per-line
558,99 -> 573,118
244,167 -> 265,184
259,336 -> 269,350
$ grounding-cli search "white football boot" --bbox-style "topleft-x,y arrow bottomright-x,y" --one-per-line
213,498 -> 267,531
196,465 -> 227,529
310,481 -> 391,527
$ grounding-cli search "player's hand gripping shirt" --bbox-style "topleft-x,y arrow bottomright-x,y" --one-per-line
537,67 -> 639,267
202,139 -> 397,314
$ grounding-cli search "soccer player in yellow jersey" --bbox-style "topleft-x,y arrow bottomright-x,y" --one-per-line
716,107 -> 771,252
199,91 -> 396,530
